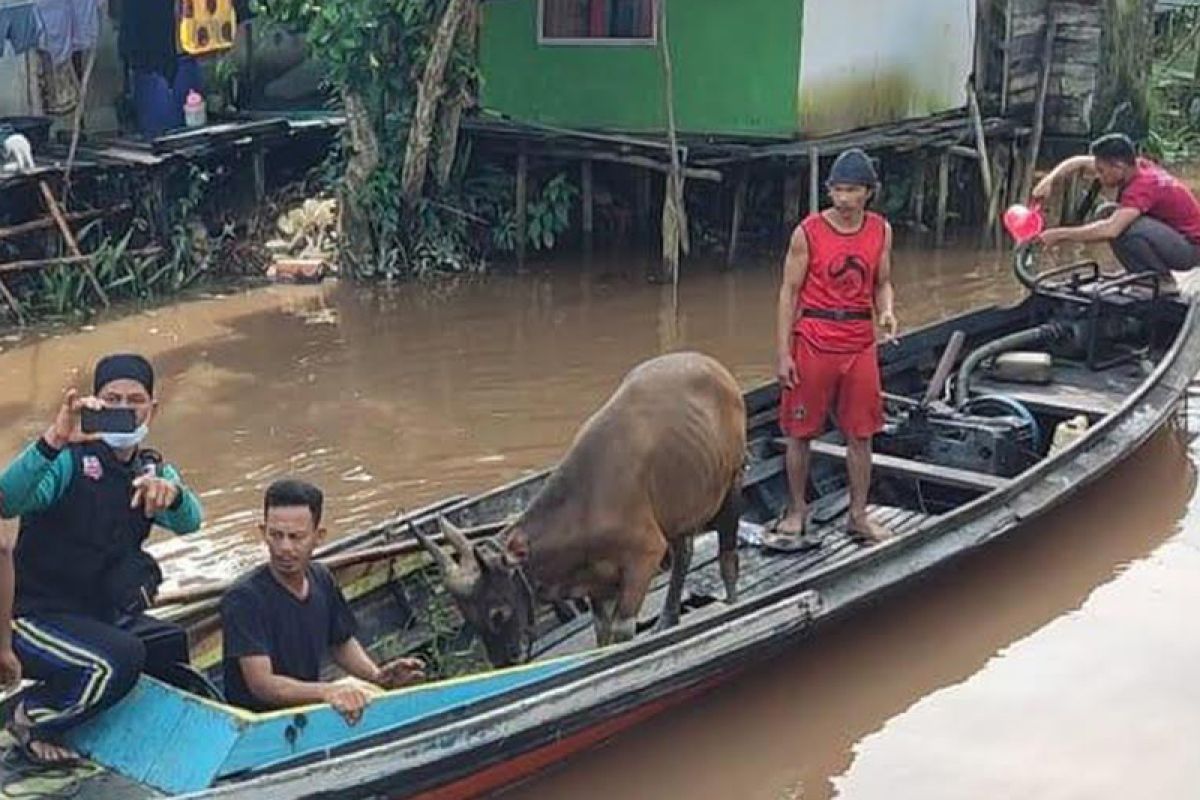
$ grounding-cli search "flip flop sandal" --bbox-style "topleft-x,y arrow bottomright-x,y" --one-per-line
761,515 -> 823,553
5,720 -> 79,768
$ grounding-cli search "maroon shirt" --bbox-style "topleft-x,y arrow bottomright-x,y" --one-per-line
1119,158 -> 1200,244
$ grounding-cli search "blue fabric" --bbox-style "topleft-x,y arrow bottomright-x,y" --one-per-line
0,1 -> 42,57
34,0 -> 99,65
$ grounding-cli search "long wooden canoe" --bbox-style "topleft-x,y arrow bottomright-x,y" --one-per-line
12,256 -> 1198,799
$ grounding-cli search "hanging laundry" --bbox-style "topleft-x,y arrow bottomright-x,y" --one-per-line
0,0 -> 42,56
34,0 -> 100,65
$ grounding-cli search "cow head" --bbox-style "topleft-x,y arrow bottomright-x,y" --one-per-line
412,517 -> 535,668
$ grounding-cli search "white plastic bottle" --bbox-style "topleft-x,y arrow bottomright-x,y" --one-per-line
1050,414 -> 1090,455
184,90 -> 207,128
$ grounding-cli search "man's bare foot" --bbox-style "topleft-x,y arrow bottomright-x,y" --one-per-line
769,511 -> 807,537
847,516 -> 892,545
8,703 -> 79,766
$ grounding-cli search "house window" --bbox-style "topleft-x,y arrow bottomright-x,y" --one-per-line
540,0 -> 656,44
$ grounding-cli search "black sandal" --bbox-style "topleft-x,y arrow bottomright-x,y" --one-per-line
761,514 -> 823,553
5,717 -> 79,768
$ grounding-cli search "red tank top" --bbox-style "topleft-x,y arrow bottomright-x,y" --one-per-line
795,211 -> 886,353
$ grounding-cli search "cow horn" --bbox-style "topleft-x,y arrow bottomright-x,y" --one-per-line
439,516 -> 476,562
410,519 -> 479,597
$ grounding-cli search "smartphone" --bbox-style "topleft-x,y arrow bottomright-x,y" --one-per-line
81,407 -> 137,434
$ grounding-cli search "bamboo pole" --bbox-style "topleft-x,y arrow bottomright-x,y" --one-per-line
0,278 -> 25,325
967,82 -> 997,235
63,45 -> 99,203
38,180 -> 109,306
659,0 -> 686,285
808,147 -> 819,215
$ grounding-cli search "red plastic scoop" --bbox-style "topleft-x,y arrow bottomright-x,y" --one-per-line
1003,202 -> 1045,243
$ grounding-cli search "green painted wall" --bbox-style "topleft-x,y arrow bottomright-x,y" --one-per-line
478,0 -> 803,137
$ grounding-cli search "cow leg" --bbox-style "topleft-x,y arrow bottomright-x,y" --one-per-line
612,550 -> 663,644
591,596 -> 617,647
713,482 -> 743,605
653,536 -> 693,633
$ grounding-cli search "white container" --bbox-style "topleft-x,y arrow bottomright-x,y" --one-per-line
1050,414 -> 1090,455
184,90 -> 207,128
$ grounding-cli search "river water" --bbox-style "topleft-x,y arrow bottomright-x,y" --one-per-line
1,241 -> 1196,798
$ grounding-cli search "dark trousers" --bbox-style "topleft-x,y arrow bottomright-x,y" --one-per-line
1098,202 -> 1200,274
11,612 -> 188,737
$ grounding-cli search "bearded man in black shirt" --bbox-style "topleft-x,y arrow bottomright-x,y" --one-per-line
221,479 -> 425,725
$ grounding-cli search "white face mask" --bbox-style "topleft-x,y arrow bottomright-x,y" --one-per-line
100,424 -> 149,451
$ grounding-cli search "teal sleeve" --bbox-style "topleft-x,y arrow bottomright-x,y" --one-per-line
0,440 -> 73,518
154,463 -> 203,534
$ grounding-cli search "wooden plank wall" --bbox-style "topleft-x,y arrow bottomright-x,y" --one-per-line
1005,0 -> 1103,136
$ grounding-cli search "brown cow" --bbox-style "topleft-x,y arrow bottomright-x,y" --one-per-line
414,352 -> 746,667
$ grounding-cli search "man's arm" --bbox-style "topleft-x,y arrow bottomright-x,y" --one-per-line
152,463 -> 203,534
875,222 -> 897,340
0,440 -> 73,519
1031,155 -> 1097,201
776,226 -> 809,389
1041,206 -> 1141,246
236,656 -> 376,725
331,637 -> 382,684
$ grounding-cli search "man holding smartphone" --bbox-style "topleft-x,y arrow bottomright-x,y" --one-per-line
0,353 -> 202,765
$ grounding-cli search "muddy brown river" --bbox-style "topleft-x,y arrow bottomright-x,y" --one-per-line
1,243 -> 1196,798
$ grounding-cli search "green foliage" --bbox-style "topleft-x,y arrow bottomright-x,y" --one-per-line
462,166 -> 578,255
255,0 -> 558,278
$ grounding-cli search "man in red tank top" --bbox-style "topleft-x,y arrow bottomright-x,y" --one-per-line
769,149 -> 896,548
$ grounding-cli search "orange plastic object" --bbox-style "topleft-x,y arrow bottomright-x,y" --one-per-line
178,0 -> 237,57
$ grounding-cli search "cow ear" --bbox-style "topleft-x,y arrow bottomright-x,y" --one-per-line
505,531 -> 530,565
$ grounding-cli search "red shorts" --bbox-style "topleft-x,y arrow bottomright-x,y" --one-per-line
780,336 -> 883,439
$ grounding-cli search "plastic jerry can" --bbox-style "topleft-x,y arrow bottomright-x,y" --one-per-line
1050,414 -> 1090,454
184,90 -> 207,128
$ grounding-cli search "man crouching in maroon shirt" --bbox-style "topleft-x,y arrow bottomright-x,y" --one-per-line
769,149 -> 897,551
1035,133 -> 1200,287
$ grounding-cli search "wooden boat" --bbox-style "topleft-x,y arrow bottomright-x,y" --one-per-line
11,251 -> 1200,799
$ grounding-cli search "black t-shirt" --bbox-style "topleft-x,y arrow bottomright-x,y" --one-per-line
220,562 -> 357,711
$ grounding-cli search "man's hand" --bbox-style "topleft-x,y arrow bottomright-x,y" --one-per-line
0,646 -> 20,691
1038,228 -> 1069,247
878,309 -> 898,343
43,389 -> 102,450
131,476 -> 180,517
376,657 -> 426,690
3,134 -> 33,172
777,353 -> 798,391
323,677 -> 380,726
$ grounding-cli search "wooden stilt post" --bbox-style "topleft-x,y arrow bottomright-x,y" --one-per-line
808,147 -> 820,215
727,167 -> 748,268
968,82 -> 996,238
936,150 -> 950,246
636,167 -> 652,242
581,158 -> 594,253
782,169 -> 802,233
515,151 -> 528,270
912,154 -> 927,231
252,146 -> 267,205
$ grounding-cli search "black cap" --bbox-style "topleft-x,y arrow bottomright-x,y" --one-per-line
826,148 -> 879,187
93,354 -> 155,396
